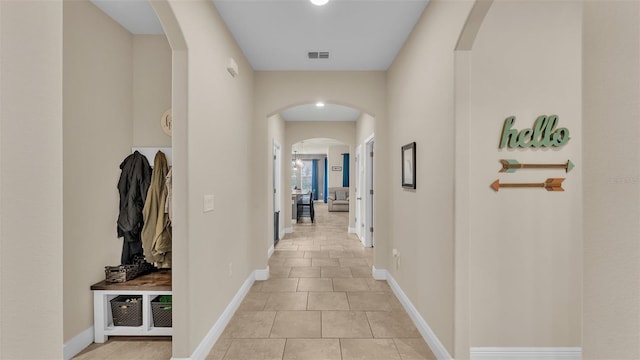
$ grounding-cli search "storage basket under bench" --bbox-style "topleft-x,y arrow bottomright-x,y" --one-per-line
90,270 -> 172,343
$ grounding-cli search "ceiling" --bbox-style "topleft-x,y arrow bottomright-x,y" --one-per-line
213,0 -> 429,71
91,0 -> 429,71
281,103 -> 360,122
90,0 -> 429,119
90,0 -> 164,34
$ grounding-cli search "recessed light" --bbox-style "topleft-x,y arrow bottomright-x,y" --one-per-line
316,102 -> 325,107
310,0 -> 329,6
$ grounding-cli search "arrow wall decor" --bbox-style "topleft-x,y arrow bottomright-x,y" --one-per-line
499,159 -> 574,173
491,178 -> 565,192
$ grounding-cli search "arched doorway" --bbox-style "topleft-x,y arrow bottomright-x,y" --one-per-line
268,101 -> 375,251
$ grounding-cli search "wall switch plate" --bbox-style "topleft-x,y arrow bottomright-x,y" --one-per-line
203,194 -> 215,212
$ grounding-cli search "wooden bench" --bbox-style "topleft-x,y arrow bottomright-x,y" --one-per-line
90,271 -> 172,343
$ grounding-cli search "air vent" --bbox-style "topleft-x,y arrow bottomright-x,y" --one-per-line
308,51 -> 330,60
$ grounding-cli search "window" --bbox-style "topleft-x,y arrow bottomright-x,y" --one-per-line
291,168 -> 298,190
300,160 -> 313,191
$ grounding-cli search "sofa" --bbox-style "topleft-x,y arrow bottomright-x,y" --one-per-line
328,187 -> 349,212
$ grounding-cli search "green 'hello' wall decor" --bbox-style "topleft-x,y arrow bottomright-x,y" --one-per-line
499,115 -> 570,149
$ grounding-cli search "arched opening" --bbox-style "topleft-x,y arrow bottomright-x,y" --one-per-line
268,101 -> 375,252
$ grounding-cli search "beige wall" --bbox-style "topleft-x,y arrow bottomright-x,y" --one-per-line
133,35 -> 172,147
356,113 -> 374,147
255,71 -> 388,268
583,2 -> 640,358
62,0 -> 134,342
284,121 -> 356,230
387,0 -> 474,354
162,0 -> 255,356
0,1 -> 64,358
467,0 -> 582,347
63,0 -> 173,344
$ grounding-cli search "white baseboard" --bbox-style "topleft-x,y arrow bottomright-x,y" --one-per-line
470,347 -> 582,360
279,229 -> 286,239
255,267 -> 270,281
371,265 -> 387,280
348,227 -> 357,234
372,267 -> 452,360
268,244 -> 275,258
184,270 -> 260,360
284,227 -> 293,234
63,326 -> 94,360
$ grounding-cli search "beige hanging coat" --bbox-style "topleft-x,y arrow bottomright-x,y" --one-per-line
141,151 -> 172,268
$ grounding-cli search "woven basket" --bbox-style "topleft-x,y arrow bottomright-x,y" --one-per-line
110,295 -> 142,326
105,265 -> 139,283
105,259 -> 156,283
151,295 -> 172,327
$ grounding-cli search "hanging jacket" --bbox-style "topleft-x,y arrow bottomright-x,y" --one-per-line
117,151 -> 152,264
117,151 -> 152,238
165,168 -> 173,222
141,151 -> 172,268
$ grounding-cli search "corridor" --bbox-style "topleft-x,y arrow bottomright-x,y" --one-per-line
73,204 -> 434,360
207,203 -> 435,360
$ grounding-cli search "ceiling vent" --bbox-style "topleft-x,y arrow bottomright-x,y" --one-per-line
308,51 -> 330,59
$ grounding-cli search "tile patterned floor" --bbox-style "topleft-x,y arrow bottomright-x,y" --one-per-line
207,203 -> 435,360
75,203 -> 435,359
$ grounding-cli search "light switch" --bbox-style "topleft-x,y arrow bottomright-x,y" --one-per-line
203,194 -> 215,212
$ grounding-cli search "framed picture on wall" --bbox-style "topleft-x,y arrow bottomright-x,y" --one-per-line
402,142 -> 416,189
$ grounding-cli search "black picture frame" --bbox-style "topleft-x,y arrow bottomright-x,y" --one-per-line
402,142 -> 416,189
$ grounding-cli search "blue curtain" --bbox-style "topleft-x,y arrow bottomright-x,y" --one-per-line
323,157 -> 328,203
311,159 -> 318,200
342,154 -> 350,187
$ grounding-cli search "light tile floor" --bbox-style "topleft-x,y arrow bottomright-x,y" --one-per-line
75,203 -> 435,360
207,203 -> 435,360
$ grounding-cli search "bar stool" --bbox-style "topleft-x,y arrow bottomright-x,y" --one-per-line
296,191 -> 315,223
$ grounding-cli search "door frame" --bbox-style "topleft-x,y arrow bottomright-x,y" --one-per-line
273,139 -> 282,244
354,145 -> 363,242
364,134 -> 374,248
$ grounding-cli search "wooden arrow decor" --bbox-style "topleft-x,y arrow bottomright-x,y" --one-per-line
499,159 -> 574,173
491,178 -> 565,192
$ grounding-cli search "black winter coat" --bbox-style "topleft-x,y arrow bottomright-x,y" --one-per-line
117,151 -> 152,238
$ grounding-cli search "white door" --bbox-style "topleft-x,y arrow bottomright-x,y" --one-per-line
365,137 -> 374,247
354,145 -> 363,242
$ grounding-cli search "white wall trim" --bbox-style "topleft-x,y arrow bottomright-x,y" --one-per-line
268,244 -> 275,258
255,267 -> 270,281
372,267 -> 452,360
348,227 -> 357,234
63,326 -> 94,360
284,227 -> 293,234
470,347 -> 582,360
371,265 -> 387,280
182,270 -> 259,360
356,231 -> 366,246
364,132 -> 375,145
279,229 -> 286,240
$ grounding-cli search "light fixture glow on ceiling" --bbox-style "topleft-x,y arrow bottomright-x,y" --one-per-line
316,102 -> 325,107
310,0 -> 329,6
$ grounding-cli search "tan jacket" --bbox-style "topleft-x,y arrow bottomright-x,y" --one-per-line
142,151 -> 172,268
